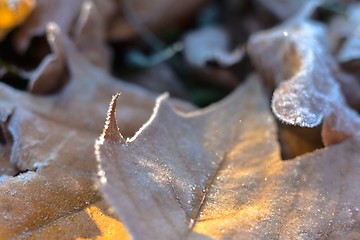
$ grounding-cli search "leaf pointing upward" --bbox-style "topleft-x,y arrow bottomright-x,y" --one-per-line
97,75 -> 360,239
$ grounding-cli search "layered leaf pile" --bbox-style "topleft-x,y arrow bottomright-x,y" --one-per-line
0,0 -> 359,239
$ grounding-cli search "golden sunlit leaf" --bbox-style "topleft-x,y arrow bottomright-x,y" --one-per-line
0,0 -> 35,30
97,73 -> 360,239
15,200 -> 129,240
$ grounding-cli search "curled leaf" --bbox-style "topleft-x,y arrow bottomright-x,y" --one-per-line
247,4 -> 360,145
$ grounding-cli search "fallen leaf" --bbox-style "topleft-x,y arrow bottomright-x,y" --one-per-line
26,22 -> 66,94
96,73 -> 360,239
0,108 -> 99,238
0,22 -> 193,238
11,23 -> 194,135
73,0 -> 111,70
13,0 -> 115,52
247,2 -> 360,145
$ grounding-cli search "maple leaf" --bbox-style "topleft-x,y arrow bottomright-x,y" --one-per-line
96,74 -> 360,239
0,22 -> 193,238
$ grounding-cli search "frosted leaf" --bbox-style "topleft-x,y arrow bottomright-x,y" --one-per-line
0,22 -> 193,237
248,3 -> 360,145
97,74 -> 360,239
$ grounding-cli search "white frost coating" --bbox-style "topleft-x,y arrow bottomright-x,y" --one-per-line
270,22 -> 346,127
249,15 -> 347,128
95,92 -> 169,186
46,22 -> 59,43
127,93 -> 169,143
248,3 -> 360,143
95,93 -> 122,186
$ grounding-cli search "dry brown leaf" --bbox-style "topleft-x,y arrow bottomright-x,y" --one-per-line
13,0 -> 115,52
18,0 -> 112,94
0,108 -> 99,238
96,74 -> 360,239
14,0 -> 83,52
247,3 -> 360,146
0,22 -> 193,238
16,0 -> 110,72
73,0 -> 111,70
13,0 -> 208,49
27,23 -> 66,94
12,23 -> 194,135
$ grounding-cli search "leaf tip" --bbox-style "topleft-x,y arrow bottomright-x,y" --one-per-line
100,92 -> 124,143
46,22 -> 60,44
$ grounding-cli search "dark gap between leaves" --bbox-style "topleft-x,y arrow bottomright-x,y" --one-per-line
13,167 -> 38,177
277,121 -> 324,160
0,33 -> 51,91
